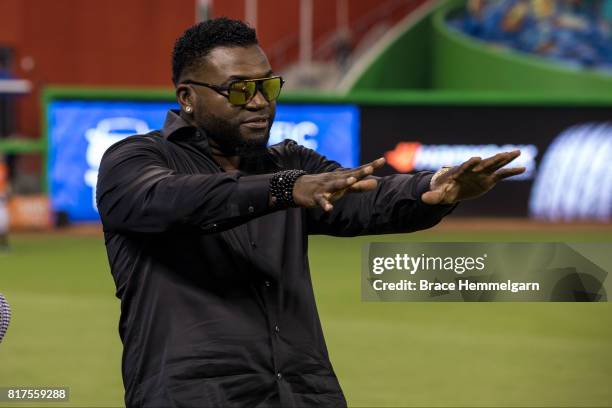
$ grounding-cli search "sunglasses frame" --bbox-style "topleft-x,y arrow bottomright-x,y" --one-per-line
181,76 -> 285,106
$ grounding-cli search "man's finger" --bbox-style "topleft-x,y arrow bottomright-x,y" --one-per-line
347,178 -> 378,193
370,157 -> 386,169
336,157 -> 385,176
474,150 -> 521,173
472,152 -> 506,173
329,176 -> 356,192
314,193 -> 333,212
456,156 -> 482,175
350,157 -> 385,171
326,178 -> 378,203
345,164 -> 374,181
493,166 -> 526,181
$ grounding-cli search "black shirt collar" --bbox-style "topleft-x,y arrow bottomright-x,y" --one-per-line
161,109 -> 211,153
161,109 -> 200,139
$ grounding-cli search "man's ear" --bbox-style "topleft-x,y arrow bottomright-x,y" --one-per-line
176,84 -> 194,113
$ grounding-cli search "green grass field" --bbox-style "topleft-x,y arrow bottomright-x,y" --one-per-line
0,226 -> 611,407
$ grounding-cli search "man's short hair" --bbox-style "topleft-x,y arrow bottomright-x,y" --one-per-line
172,17 -> 259,86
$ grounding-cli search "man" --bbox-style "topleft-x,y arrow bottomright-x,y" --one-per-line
97,18 -> 524,408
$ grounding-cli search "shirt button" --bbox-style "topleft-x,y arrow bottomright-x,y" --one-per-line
248,205 -> 254,213
251,241 -> 257,248
274,325 -> 280,333
264,281 -> 271,287
276,372 -> 282,380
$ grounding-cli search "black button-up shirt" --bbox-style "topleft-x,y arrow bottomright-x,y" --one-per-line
97,110 -> 454,408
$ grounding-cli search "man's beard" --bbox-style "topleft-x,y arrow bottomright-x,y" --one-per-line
201,117 -> 270,159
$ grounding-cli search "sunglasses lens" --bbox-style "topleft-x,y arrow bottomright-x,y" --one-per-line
229,81 -> 256,105
227,77 -> 283,105
262,77 -> 282,101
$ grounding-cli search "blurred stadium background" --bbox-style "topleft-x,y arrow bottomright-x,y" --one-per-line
0,0 -> 611,407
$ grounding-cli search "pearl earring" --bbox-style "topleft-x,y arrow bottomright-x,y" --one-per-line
185,105 -> 193,113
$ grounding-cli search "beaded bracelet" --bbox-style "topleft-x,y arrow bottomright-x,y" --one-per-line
269,169 -> 307,207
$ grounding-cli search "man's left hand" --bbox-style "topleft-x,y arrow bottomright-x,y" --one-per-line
421,150 -> 526,205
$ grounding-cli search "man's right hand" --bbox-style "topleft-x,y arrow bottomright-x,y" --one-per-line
292,158 -> 386,212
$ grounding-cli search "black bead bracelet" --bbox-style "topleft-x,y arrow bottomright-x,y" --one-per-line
269,169 -> 307,207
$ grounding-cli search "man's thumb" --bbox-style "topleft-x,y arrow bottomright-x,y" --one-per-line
421,190 -> 444,205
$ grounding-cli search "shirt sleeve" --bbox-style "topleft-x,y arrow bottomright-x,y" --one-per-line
96,136 -> 272,234
288,143 -> 456,236
306,172 -> 457,236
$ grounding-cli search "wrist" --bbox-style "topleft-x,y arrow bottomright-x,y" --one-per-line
269,169 -> 307,208
430,166 -> 453,190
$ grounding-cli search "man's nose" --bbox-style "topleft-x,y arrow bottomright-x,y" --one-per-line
246,88 -> 269,109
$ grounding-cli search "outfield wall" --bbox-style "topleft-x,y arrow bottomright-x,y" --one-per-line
41,87 -> 612,223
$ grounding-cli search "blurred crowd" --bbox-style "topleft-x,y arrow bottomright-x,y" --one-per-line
450,0 -> 612,71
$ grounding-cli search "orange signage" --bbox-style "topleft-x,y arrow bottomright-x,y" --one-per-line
8,195 -> 53,230
384,142 -> 422,173
0,161 -> 7,195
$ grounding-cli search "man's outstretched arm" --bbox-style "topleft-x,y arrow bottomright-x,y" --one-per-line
303,149 -> 525,237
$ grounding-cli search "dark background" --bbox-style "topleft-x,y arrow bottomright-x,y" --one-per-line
360,105 -> 612,216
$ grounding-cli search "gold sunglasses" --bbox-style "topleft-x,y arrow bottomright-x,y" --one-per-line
181,76 -> 285,106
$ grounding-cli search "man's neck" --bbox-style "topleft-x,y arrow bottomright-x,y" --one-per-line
179,111 -> 240,171
209,142 -> 241,171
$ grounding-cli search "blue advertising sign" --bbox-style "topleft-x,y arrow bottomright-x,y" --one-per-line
47,100 -> 360,222
270,104 -> 359,168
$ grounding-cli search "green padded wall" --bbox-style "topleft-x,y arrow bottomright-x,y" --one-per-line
348,16 -> 433,90
431,0 -> 612,93
350,0 -> 612,94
